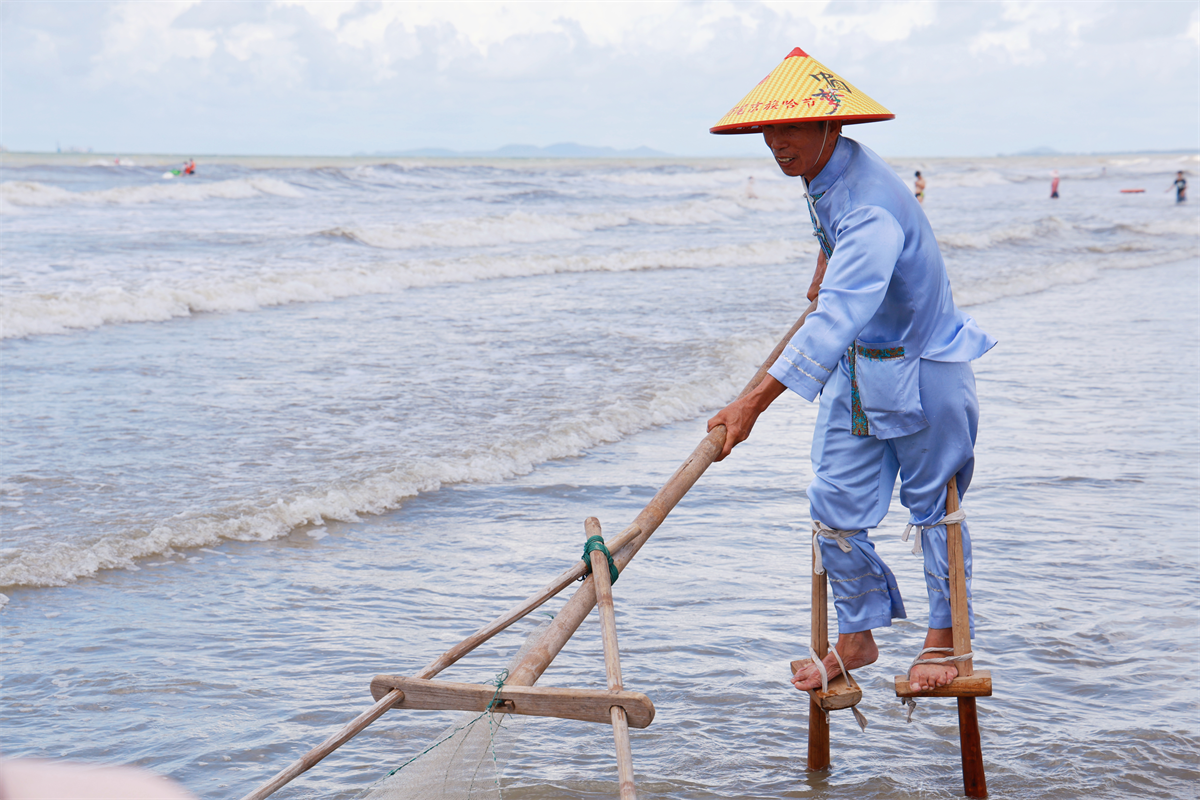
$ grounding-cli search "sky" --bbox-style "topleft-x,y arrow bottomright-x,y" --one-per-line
3,0 -> 1198,158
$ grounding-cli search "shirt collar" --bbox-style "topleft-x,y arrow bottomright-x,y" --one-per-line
808,135 -> 851,198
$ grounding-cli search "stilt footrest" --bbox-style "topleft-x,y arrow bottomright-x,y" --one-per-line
370,675 -> 656,728
893,670 -> 992,698
790,659 -> 863,710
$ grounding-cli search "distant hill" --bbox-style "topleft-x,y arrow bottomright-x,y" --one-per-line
1013,146 -> 1061,156
363,142 -> 672,158
1001,145 -> 1197,157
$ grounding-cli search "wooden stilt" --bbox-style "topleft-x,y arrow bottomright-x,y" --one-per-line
945,477 -> 973,675
945,476 -> 988,798
958,697 -> 987,798
587,518 -> 638,800
892,475 -> 990,798
894,671 -> 991,698
806,546 -> 831,771
807,697 -> 830,772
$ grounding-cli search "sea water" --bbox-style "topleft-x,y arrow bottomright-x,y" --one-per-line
1,149 -> 1197,799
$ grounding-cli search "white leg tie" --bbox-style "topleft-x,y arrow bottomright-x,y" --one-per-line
901,508 -> 967,555
806,643 -> 869,733
807,644 -> 829,693
811,521 -> 858,575
850,700 -> 869,733
900,646 -> 975,722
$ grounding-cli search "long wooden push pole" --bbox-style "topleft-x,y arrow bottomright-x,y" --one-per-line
945,475 -> 987,798
504,298 -> 818,690
240,300 -> 819,800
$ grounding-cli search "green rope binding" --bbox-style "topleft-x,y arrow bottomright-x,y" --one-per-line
580,535 -> 619,585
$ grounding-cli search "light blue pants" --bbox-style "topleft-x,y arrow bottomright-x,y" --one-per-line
807,357 -> 978,635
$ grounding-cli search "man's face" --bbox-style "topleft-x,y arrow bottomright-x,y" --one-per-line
762,121 -> 834,178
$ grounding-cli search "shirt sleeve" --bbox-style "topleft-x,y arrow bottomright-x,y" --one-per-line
767,204 -> 905,401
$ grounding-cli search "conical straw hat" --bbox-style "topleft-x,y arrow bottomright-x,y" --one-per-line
711,47 -> 894,134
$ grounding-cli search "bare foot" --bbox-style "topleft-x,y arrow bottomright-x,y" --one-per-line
909,627 -> 960,692
792,630 -> 878,691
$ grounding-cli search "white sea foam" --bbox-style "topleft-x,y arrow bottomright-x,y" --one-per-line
952,247 -> 1199,307
1111,218 -> 1200,237
939,214 -> 1198,251
1,181 -> 77,207
0,239 -> 807,339
0,334 -> 771,589
324,196 -> 789,250
1106,154 -> 1200,174
0,177 -> 303,209
938,217 -> 1067,250
924,169 -> 1012,188
601,167 -> 760,188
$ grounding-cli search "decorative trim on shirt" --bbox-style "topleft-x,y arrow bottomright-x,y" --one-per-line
856,344 -> 905,361
848,346 -> 869,436
786,343 -> 833,374
782,343 -> 830,386
802,180 -> 834,259
779,353 -> 825,385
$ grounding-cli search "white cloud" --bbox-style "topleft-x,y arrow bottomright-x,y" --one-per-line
764,0 -> 937,43
280,0 -> 678,53
90,1 -> 215,83
967,0 -> 1088,65
2,0 -> 1196,156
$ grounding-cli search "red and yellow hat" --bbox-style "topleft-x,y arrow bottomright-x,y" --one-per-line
710,47 -> 894,134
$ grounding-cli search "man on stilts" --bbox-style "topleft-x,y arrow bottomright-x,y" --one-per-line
707,48 -> 996,694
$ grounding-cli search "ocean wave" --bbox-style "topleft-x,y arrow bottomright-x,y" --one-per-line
600,167 -> 759,188
322,196 -> 787,250
921,169 -> 1012,188
0,177 -> 304,208
0,239 -> 806,339
1099,218 -> 1200,237
938,217 -> 1068,250
1105,154 -> 1200,174
0,334 -> 771,590
953,246 -> 1199,307
938,214 -> 1199,251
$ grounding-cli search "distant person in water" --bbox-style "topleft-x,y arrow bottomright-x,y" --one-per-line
746,176 -> 757,198
1050,170 -> 1060,199
1174,171 -> 1187,203
913,170 -> 925,204
183,159 -> 196,176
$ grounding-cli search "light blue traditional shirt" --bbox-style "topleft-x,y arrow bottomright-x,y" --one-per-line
767,136 -> 996,439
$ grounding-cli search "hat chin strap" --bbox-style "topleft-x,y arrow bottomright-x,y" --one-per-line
802,122 -> 833,179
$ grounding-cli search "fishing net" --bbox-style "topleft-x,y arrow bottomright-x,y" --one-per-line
357,621 -> 549,800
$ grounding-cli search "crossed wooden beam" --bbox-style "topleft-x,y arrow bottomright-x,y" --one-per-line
241,297 -> 991,799
370,517 -> 646,799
